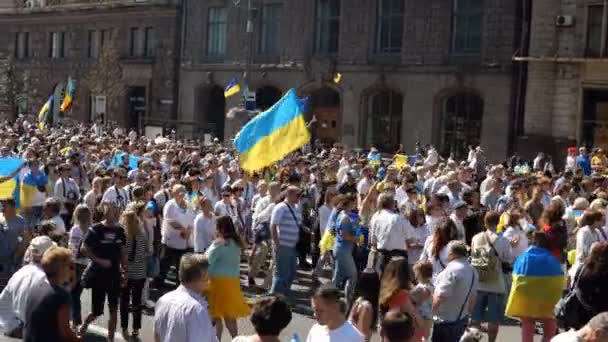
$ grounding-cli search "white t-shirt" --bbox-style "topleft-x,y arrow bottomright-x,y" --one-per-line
102,185 -> 128,211
193,213 -> 216,253
161,199 -> 195,250
318,205 -> 332,235
306,321 -> 364,342
551,330 -> 582,342
502,226 -> 529,259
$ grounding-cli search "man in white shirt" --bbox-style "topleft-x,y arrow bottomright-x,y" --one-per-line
54,163 -> 80,227
158,185 -> 195,287
470,211 -> 512,342
192,198 -> 215,253
370,193 -> 410,272
432,240 -> 478,342
449,201 -> 468,241
552,312 -> 608,342
307,285 -> 364,342
154,254 -> 218,342
0,236 -> 55,337
102,169 -> 129,212
356,166 -> 374,205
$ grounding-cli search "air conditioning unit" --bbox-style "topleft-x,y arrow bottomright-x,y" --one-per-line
556,15 -> 574,27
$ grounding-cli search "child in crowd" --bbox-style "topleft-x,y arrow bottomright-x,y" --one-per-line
410,261 -> 434,341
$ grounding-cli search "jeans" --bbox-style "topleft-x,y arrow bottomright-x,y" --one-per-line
120,278 -> 145,331
270,245 -> 297,296
332,247 -> 357,303
156,245 -> 186,287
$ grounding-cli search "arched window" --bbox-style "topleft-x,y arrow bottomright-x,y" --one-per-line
366,90 -> 402,151
197,85 -> 226,140
440,92 -> 483,158
256,86 -> 282,111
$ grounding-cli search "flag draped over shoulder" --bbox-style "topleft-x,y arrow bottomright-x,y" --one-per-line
38,95 -> 54,130
60,77 -> 76,112
110,152 -> 150,170
505,246 -> 566,319
224,78 -> 241,98
233,89 -> 311,172
20,168 -> 47,209
0,158 -> 24,207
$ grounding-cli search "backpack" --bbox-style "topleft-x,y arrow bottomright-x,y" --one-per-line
470,236 -> 499,282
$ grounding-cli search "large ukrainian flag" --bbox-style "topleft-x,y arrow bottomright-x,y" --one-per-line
233,88 -> 310,172
505,246 -> 566,319
0,158 -> 25,207
38,95 -> 54,130
20,169 -> 47,209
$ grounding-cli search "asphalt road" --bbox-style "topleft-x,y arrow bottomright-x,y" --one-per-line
1,261 -> 544,342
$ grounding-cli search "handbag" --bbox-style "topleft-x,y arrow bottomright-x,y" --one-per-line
253,221 -> 271,243
555,264 -> 595,330
432,269 -> 475,341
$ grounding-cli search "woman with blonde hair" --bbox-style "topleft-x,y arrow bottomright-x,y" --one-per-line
119,203 -> 148,340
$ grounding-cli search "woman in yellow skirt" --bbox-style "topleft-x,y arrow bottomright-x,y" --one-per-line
205,215 -> 251,340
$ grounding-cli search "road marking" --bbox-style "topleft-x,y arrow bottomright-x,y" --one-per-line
86,324 -> 125,341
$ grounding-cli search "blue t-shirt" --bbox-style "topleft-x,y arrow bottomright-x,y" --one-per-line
334,211 -> 358,252
577,155 -> 591,176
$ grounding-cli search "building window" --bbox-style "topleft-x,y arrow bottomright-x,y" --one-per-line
451,0 -> 482,55
14,32 -> 29,59
87,30 -> 98,58
130,27 -> 140,57
440,92 -> 484,158
144,27 -> 155,57
259,4 -> 282,55
586,5 -> 605,57
207,7 -> 227,56
315,0 -> 340,54
366,90 -> 403,152
376,0 -> 404,54
100,29 -> 109,49
49,32 -> 66,59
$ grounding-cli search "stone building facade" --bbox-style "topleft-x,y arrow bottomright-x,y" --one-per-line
178,0 -> 520,159
0,0 -> 180,130
517,0 -> 608,161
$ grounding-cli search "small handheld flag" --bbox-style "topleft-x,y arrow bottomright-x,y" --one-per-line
333,72 -> 342,84
224,78 -> 241,98
60,77 -> 76,112
38,94 -> 54,130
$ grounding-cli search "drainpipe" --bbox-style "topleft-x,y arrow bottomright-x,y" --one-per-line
508,0 -> 531,156
175,0 -> 187,134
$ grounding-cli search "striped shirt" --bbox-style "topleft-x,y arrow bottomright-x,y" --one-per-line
270,201 -> 301,248
125,230 -> 148,280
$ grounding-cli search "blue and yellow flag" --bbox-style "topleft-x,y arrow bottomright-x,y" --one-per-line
109,152 -> 150,170
224,78 -> 241,98
60,77 -> 76,112
233,88 -> 311,172
20,168 -> 47,209
505,246 -> 566,319
0,158 -> 24,207
38,95 -> 54,130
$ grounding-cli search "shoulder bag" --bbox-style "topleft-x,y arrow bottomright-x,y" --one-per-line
555,264 -> 596,330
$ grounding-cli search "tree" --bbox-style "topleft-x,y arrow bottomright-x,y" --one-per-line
0,55 -> 37,119
81,47 -> 126,118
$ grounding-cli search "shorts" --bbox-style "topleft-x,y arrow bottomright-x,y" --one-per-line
91,282 -> 120,316
471,291 -> 505,323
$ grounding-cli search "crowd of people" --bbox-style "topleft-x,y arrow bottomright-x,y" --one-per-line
0,117 -> 608,342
